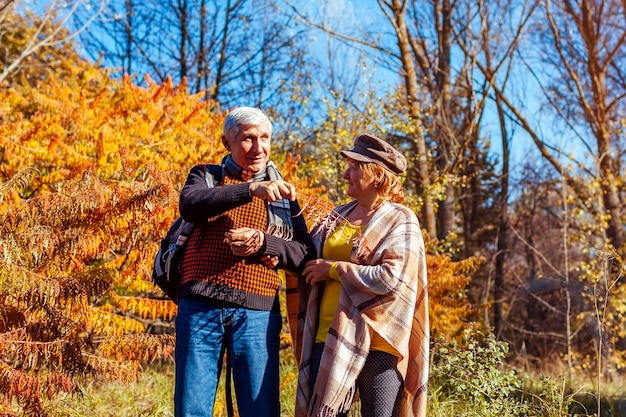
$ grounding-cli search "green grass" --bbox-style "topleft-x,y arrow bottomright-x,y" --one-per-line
47,362 -> 175,417
41,360 -> 626,417
36,334 -> 626,417
45,352 -> 300,417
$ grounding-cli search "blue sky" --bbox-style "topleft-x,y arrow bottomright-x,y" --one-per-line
19,0 -> 601,177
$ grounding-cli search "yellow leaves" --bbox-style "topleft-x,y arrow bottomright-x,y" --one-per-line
83,354 -> 142,383
108,291 -> 177,321
31,89 -> 67,114
96,334 -> 175,364
279,366 -> 297,392
88,308 -> 145,336
1,66 -> 224,191
127,277 -> 158,294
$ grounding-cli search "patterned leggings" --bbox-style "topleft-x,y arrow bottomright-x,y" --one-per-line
311,343 -> 404,417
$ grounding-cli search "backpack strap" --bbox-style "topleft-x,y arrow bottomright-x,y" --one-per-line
178,164 -> 222,246
203,164 -> 223,188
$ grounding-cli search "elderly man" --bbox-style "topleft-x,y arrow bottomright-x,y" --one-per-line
174,107 -> 314,417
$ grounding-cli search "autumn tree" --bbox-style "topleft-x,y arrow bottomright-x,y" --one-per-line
283,0 -> 541,342
0,19 -> 230,411
478,0 -> 625,257
537,0 -> 625,254
468,0 -> 626,374
291,90 -> 479,337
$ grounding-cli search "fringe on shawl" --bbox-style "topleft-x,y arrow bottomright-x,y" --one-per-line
309,385 -> 356,417
401,382 -> 428,417
307,380 -> 427,417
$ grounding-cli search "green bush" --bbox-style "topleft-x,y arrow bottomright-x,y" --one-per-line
428,328 -> 575,417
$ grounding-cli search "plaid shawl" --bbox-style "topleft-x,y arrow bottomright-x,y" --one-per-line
292,200 -> 429,417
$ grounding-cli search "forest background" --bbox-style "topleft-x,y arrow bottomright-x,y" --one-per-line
0,0 -> 624,415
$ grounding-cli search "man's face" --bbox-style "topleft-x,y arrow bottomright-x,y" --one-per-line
224,121 -> 272,172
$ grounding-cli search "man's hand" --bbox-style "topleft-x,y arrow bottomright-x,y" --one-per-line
302,258 -> 333,285
225,228 -> 264,257
249,180 -> 296,202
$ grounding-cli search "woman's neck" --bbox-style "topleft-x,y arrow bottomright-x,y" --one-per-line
347,199 -> 382,226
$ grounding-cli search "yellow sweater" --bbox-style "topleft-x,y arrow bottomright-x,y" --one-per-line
314,219 -> 399,357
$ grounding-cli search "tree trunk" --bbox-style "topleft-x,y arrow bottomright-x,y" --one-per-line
124,0 -> 133,74
195,0 -> 207,95
434,0 -> 455,240
210,0 -> 233,102
176,0 -> 189,81
493,95 -> 509,339
389,0 -> 437,240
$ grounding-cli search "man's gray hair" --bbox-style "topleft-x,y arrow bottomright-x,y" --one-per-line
223,107 -> 272,140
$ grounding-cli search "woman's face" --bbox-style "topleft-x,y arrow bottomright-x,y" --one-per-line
343,159 -> 378,202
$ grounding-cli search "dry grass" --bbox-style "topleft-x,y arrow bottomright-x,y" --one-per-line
44,350 -> 301,417
46,362 -> 175,417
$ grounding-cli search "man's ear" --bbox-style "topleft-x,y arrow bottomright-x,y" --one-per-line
222,135 -> 230,151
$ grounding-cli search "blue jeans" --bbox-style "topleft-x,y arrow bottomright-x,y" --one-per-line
174,297 -> 281,417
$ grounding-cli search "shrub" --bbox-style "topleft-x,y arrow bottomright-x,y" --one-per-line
429,327 -> 575,417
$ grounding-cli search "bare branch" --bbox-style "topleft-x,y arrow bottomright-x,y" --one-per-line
280,0 -> 401,61
0,0 -> 106,84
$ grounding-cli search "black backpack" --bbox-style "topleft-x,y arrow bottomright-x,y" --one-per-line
152,165 -> 222,303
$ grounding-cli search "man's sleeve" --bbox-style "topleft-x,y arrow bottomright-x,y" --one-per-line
179,165 -> 252,223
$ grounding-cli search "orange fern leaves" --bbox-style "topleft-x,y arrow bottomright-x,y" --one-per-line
0,360 -> 78,412
271,151 -> 334,231
87,308 -> 145,337
108,291 -> 177,322
0,19 -> 234,416
295,192 -> 336,232
427,252 -> 482,339
82,354 -> 141,383
97,334 -> 175,363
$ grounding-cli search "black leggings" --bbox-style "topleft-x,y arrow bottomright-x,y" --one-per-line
311,343 -> 404,417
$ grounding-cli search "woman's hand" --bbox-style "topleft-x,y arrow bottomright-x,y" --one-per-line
260,254 -> 279,269
303,259 -> 334,285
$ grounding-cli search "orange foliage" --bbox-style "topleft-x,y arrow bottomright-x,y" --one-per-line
427,252 -> 480,339
0,61 -> 227,413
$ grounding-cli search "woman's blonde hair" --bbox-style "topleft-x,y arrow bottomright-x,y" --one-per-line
360,162 -> 405,204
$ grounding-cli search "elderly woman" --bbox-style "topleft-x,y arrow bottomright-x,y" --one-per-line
295,134 -> 429,417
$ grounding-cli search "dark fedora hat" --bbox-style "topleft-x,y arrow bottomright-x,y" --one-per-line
340,134 -> 407,175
